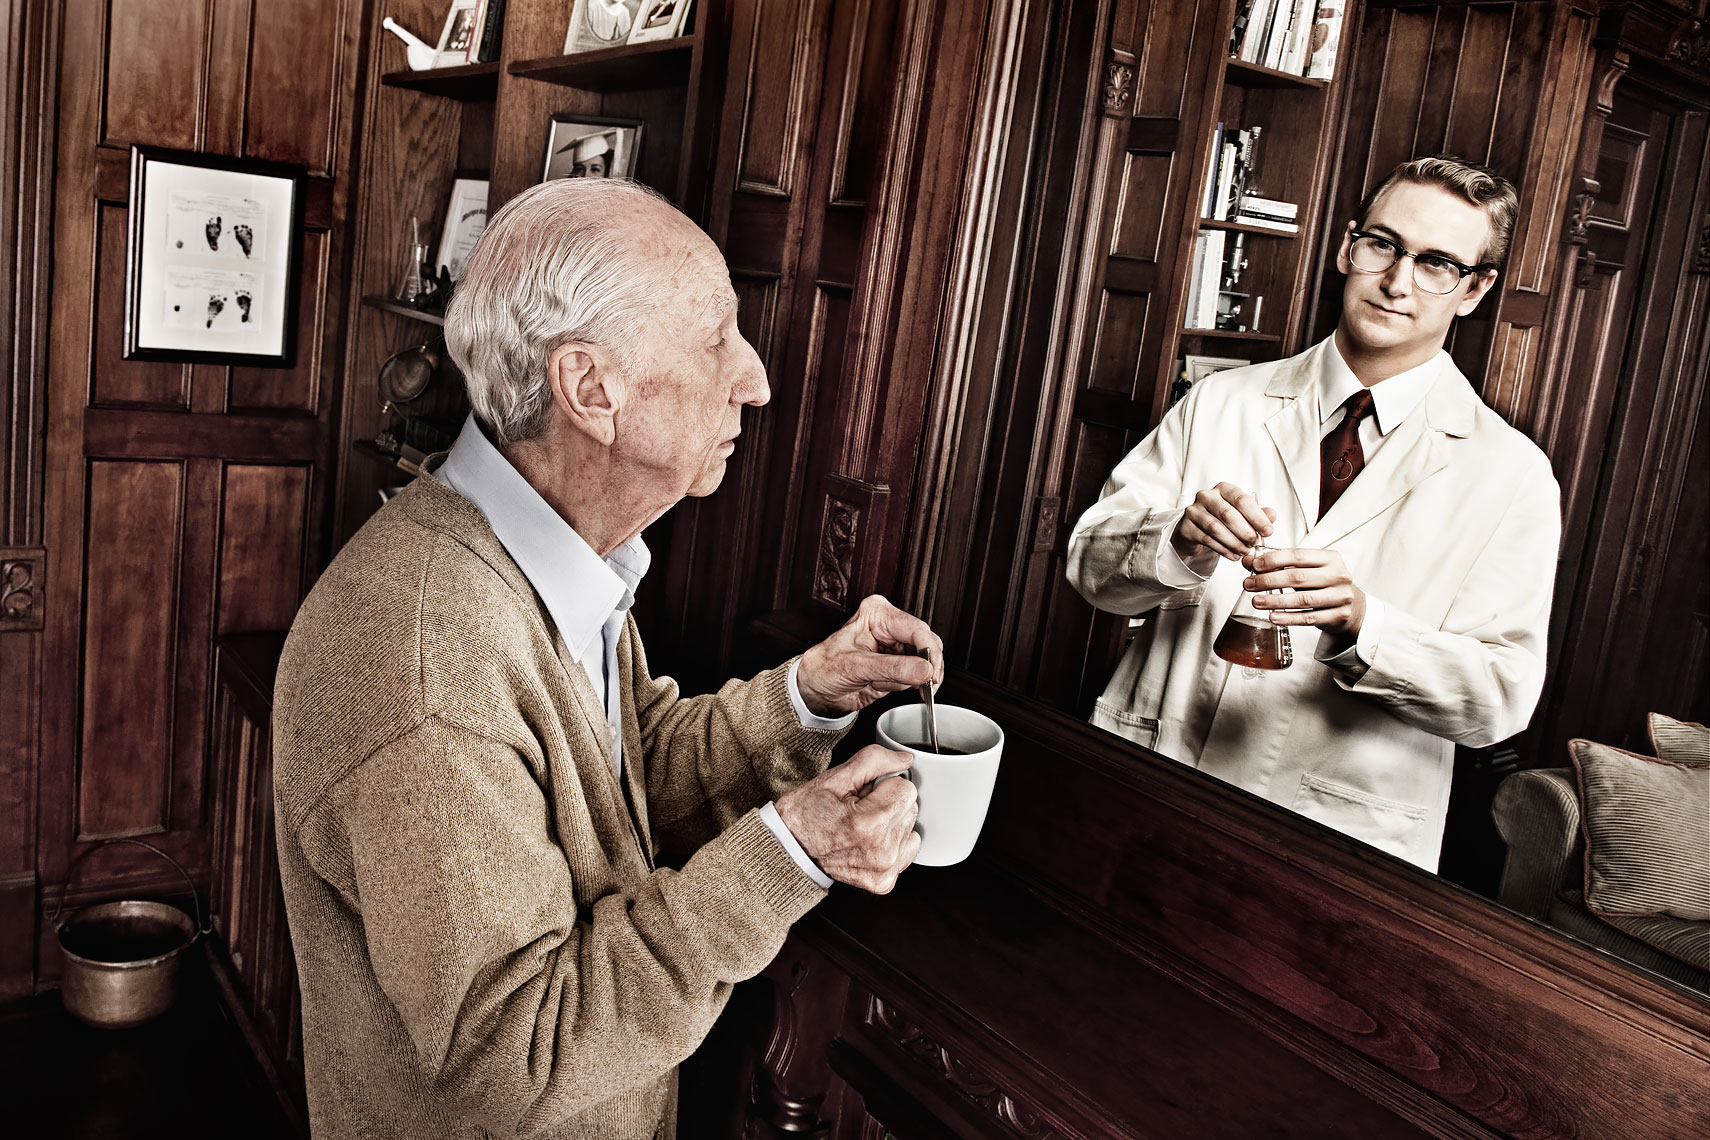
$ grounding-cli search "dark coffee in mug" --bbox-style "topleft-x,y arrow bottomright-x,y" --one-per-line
894,740 -> 974,756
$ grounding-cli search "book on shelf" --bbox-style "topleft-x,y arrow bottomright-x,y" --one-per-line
1306,1 -> 1345,80
1232,212 -> 1300,234
1203,123 -> 1224,218
1231,0 -> 1340,79
469,0 -> 506,63
1237,194 -> 1298,219
1203,125 -> 1264,222
1186,229 -> 1228,330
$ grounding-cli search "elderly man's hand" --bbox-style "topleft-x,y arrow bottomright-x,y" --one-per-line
796,595 -> 945,716
776,745 -> 920,894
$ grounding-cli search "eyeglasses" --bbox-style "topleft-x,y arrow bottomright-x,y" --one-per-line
1347,231 -> 1489,295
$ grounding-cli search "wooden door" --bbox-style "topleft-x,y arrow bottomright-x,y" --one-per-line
28,0 -> 361,983
1536,72 -> 1710,758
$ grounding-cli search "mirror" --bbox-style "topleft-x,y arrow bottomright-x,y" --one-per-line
927,4 -> 1709,1003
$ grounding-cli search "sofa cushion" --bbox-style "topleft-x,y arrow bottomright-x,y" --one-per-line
1598,911 -> 1710,974
1650,712 -> 1710,766
1569,738 -> 1710,922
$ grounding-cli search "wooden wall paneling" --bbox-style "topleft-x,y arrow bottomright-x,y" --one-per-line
34,0 -> 360,994
1538,80 -> 1710,757
245,0 -> 348,174
652,0 -> 831,687
1,0 -> 61,994
217,464 -> 310,635
1006,0 -> 1229,712
75,460 -> 183,839
102,0 -> 205,150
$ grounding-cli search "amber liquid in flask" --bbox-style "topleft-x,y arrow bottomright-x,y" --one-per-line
1212,541 -> 1293,670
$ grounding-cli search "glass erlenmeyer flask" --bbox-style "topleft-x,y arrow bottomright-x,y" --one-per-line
1213,540 -> 1293,670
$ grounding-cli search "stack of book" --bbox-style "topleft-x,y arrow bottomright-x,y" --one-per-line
1184,230 -> 1228,330
1201,124 -> 1262,221
1229,0 -> 1343,80
1233,195 -> 1299,233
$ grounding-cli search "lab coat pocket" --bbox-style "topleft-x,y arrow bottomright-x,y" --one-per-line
1291,773 -> 1429,862
1092,700 -> 1159,750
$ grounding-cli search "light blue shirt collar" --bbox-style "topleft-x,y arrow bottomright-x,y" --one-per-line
430,414 -> 650,664
1319,337 -> 1444,437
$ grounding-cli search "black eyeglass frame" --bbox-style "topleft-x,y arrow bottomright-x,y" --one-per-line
1346,229 -> 1493,293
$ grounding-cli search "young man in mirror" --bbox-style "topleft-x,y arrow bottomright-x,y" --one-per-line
273,179 -> 943,1138
1067,155 -> 1560,872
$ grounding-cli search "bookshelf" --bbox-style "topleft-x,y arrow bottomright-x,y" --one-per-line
1173,0 -> 1354,387
335,0 -> 726,541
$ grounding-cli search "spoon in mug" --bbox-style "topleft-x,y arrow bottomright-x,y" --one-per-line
916,646 -> 940,753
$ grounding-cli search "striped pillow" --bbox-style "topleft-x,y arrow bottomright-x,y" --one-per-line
1569,737 -> 1710,923
1650,712 -> 1710,766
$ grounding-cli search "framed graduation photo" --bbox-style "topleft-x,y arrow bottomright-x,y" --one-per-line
123,145 -> 303,366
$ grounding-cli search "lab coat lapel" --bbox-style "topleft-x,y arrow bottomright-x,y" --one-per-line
1262,352 -> 1320,525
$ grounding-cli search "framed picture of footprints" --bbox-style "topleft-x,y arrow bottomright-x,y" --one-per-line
122,145 -> 304,366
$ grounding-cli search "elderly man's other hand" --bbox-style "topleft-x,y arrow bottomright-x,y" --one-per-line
776,745 -> 920,894
796,595 -> 945,716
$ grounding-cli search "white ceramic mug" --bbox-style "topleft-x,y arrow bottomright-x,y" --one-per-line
875,704 -> 1004,866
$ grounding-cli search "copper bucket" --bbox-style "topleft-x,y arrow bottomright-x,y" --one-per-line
53,839 -> 207,1028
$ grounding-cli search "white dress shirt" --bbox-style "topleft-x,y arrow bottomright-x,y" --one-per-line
1157,339 -> 1447,665
431,414 -> 845,887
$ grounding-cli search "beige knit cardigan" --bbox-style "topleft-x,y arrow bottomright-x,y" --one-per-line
272,475 -> 839,1138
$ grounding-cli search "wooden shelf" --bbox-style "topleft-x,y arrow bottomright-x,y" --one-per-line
1223,58 -> 1328,90
1180,328 -> 1282,342
361,294 -> 445,326
509,36 -> 696,92
380,62 -> 500,101
1199,218 -> 1299,239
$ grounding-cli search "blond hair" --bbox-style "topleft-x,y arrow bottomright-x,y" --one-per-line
1355,154 -> 1519,268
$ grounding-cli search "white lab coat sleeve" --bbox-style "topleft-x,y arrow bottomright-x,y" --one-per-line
1321,456 -> 1561,747
1066,395 -> 1220,616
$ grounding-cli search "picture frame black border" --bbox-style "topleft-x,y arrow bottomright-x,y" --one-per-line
122,144 -> 305,368
540,113 -> 647,184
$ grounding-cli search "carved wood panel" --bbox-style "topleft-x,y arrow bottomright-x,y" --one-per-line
26,0 -> 360,990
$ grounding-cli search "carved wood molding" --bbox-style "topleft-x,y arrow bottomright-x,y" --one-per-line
865,994 -> 1064,1140
1567,177 -> 1602,244
0,547 -> 44,631
1667,19 -> 1709,74
1101,60 -> 1133,118
1695,219 -> 1710,274
812,476 -> 889,612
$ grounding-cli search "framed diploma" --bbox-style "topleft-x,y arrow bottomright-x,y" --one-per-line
122,145 -> 303,367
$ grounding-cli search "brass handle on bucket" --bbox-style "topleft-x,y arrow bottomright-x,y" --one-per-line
50,837 -> 209,938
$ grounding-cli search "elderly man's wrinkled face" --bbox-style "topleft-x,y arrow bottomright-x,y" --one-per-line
618,225 -> 769,499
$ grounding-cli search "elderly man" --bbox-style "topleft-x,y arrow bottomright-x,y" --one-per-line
1068,155 -> 1561,871
273,179 -> 938,1138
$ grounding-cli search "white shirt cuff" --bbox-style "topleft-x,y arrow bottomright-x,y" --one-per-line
787,658 -> 857,730
759,800 -> 834,889
1155,533 -> 1216,588
1354,595 -> 1385,665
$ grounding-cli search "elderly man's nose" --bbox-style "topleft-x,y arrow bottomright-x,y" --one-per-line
736,339 -> 769,406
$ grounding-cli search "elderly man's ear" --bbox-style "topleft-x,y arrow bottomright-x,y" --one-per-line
547,341 -> 623,446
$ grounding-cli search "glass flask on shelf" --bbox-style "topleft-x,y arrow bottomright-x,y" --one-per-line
1213,540 -> 1293,670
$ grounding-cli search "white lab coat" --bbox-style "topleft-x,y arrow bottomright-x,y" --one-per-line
1066,339 -> 1560,870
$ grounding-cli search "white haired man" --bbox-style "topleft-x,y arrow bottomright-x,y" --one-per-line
273,179 -> 939,1138
1068,155 -> 1561,871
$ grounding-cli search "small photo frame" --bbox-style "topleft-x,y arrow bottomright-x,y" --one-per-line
123,145 -> 302,366
626,0 -> 693,43
564,0 -> 646,54
434,0 -> 482,67
542,115 -> 643,181
436,177 -> 489,281
1182,354 -> 1250,388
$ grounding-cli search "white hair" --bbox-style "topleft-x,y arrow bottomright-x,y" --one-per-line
444,178 -> 678,446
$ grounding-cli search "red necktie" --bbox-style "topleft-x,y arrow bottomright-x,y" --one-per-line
1319,390 -> 1375,519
